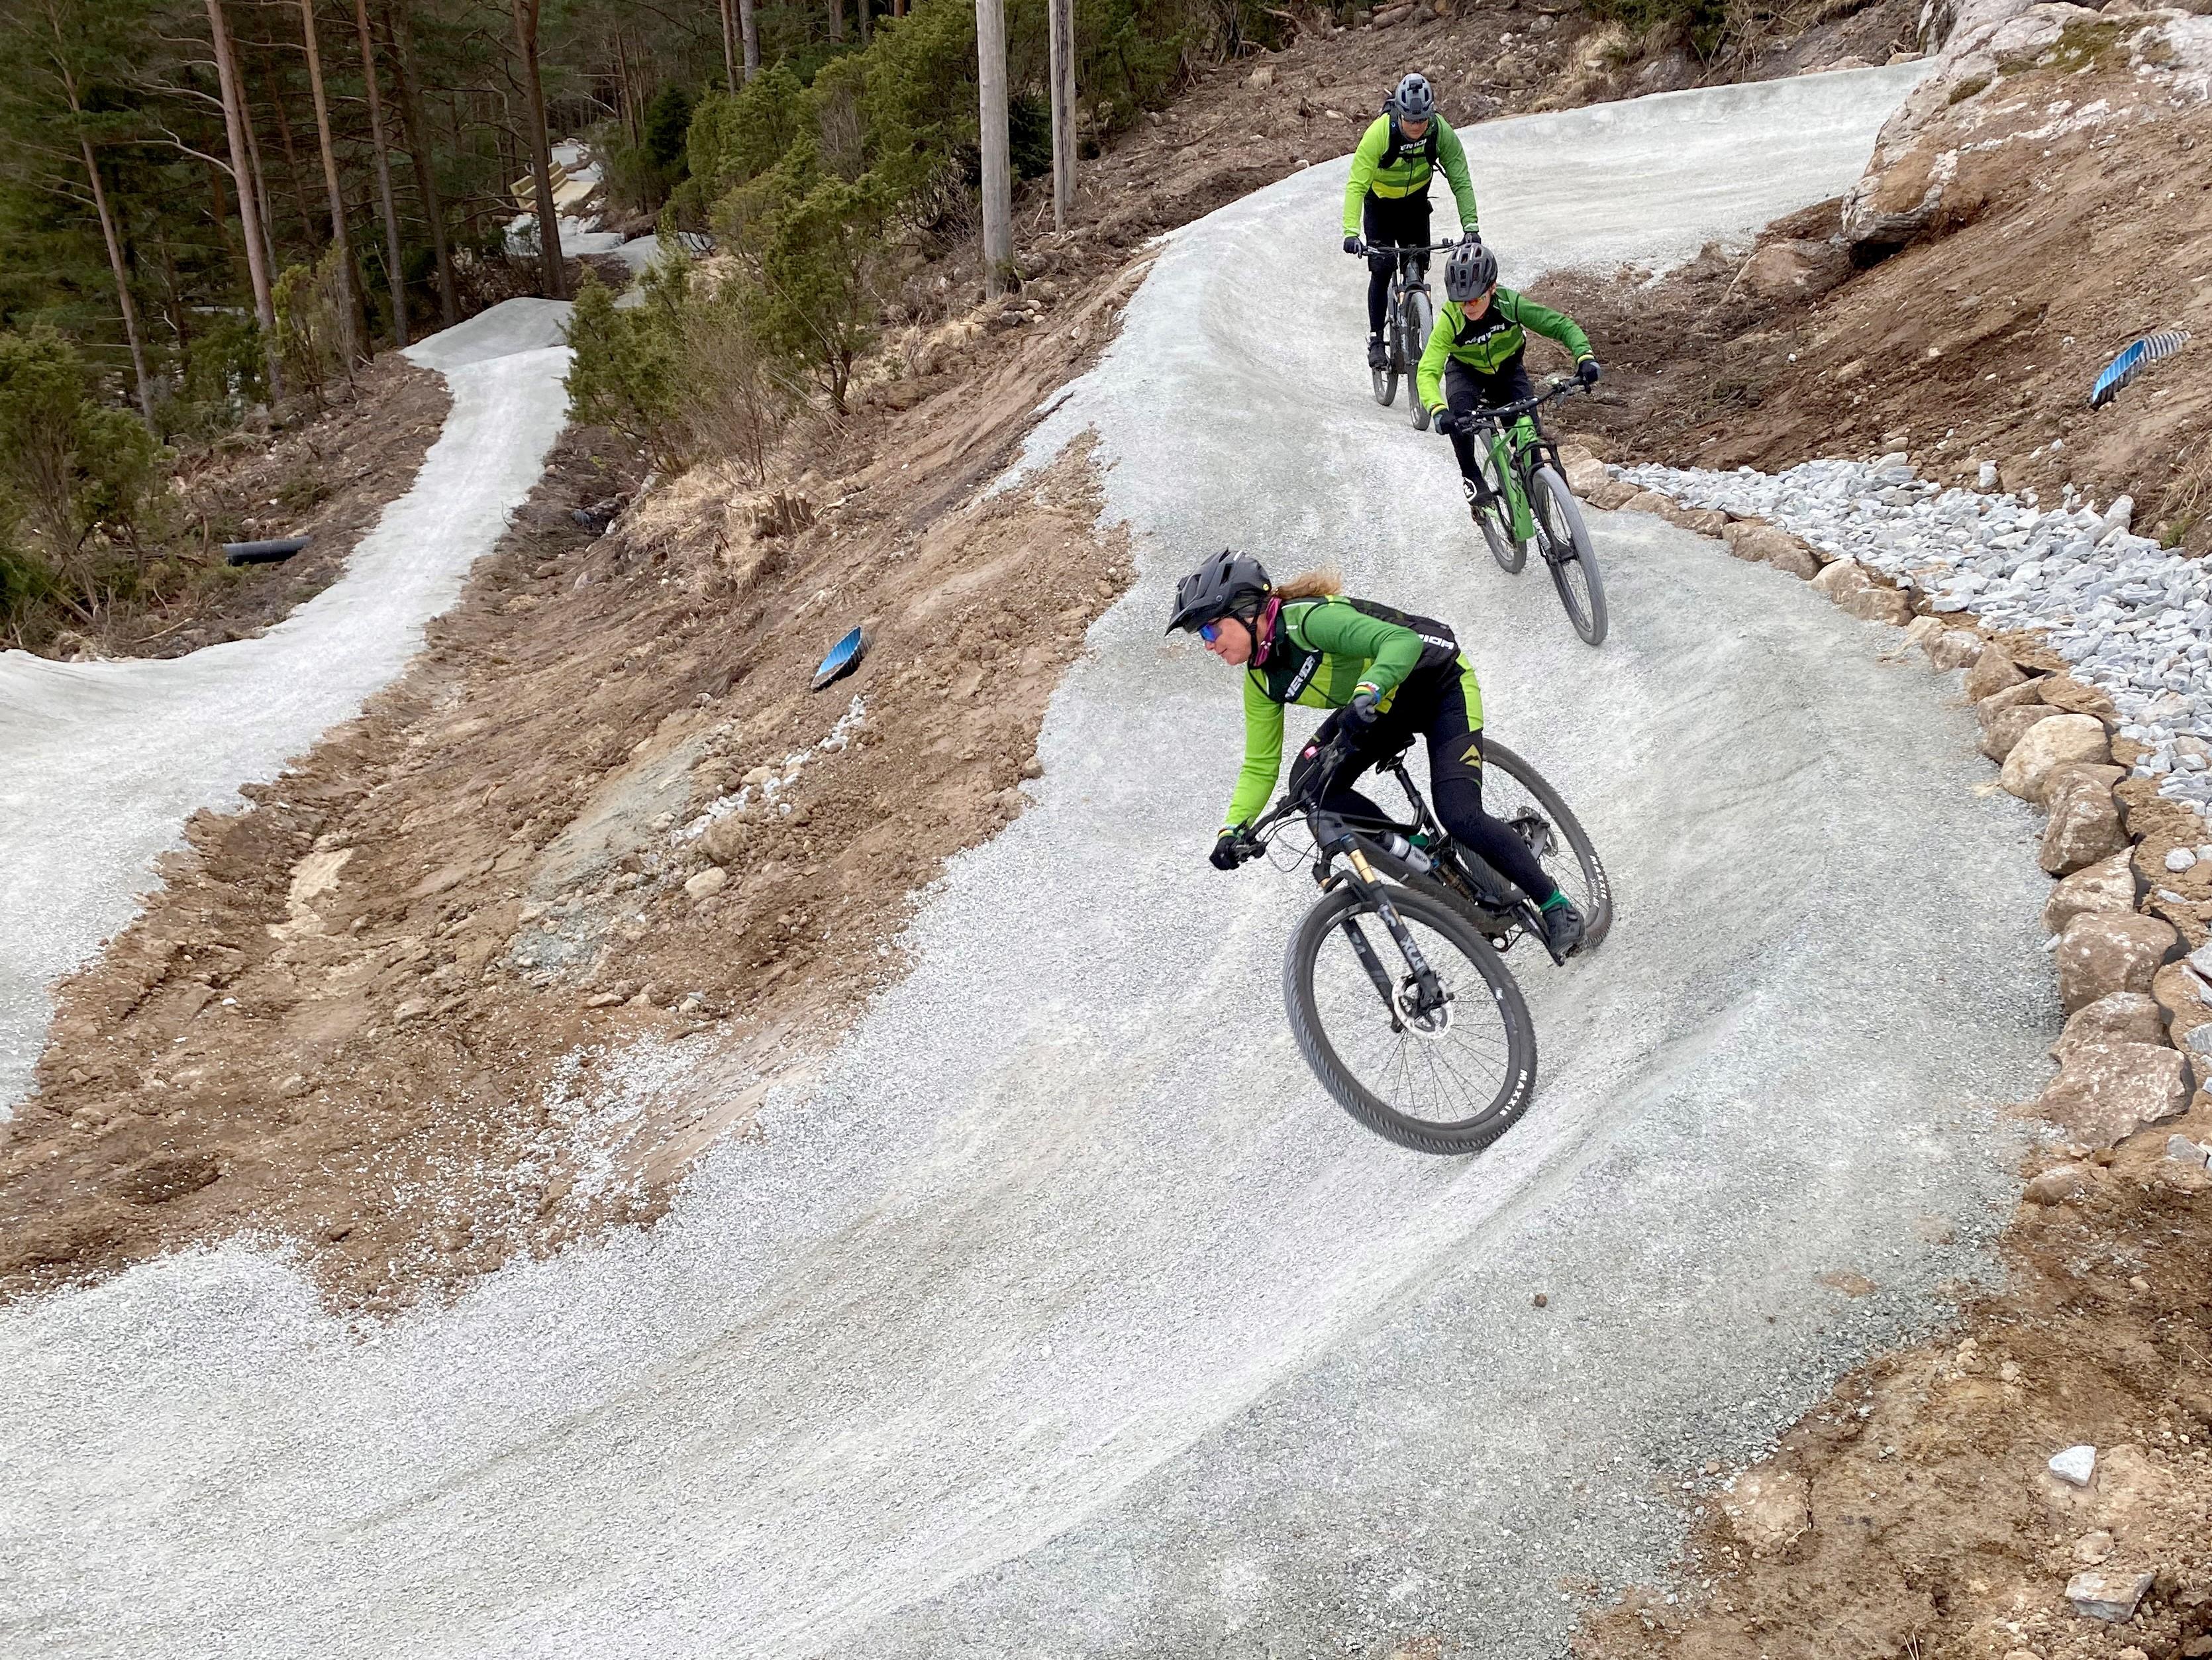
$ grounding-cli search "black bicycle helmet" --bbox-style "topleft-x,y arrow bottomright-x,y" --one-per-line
1166,551 -> 1272,635
1444,238 -> 1499,302
1389,73 -> 1436,121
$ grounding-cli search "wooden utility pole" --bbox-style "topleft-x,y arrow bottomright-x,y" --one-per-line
974,0 -> 1011,295
352,0 -> 408,346
1047,0 -> 1074,230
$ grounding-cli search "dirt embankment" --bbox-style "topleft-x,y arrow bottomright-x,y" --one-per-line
0,251 -> 1148,1310
0,0 -> 1921,1313
1540,1 -> 2212,549
36,356 -> 449,662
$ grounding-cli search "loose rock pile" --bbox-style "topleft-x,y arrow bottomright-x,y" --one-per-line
1578,452 -> 2212,1203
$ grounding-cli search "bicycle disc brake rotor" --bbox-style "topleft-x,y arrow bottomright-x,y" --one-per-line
1393,975 -> 1455,1039
1508,810 -> 1555,861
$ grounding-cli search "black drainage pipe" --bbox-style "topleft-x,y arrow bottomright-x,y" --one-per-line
223,536 -> 311,568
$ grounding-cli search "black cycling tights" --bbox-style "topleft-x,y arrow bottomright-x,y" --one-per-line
1301,676 -> 1560,908
1362,193 -> 1431,339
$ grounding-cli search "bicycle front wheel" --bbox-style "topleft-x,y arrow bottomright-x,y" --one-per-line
1481,739 -> 1613,948
1401,289 -> 1434,431
1475,431 -> 1526,574
1533,464 -> 1607,646
1284,883 -> 1538,1155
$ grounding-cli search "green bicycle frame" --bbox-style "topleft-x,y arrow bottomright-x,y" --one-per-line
1483,415 -> 1542,543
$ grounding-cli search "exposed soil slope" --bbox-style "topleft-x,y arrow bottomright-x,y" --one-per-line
1540,1 -> 2212,548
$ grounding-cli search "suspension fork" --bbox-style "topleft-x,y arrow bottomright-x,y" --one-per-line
1319,833 -> 1448,1019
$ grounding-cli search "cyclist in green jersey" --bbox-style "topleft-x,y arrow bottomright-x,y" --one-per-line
1341,73 -> 1481,374
1166,550 -> 1587,957
1419,240 -> 1603,538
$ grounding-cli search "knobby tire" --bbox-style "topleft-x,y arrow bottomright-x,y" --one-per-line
1533,465 -> 1607,646
1283,883 -> 1538,1155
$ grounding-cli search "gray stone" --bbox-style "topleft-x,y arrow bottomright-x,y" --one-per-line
2048,1444 -> 2097,1486
2065,1568 -> 2154,1623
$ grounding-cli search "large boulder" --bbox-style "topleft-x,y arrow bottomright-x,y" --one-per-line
1839,581 -> 1914,627
1976,678 -> 2048,725
2001,714 -> 2111,803
1981,703 -> 2060,763
2033,1041 -> 2190,1149
2055,909 -> 2178,1012
1742,238 -> 1851,301
1963,643 -> 2027,701
1929,629 -> 1984,671
2044,849 -> 2137,935
2052,992 -> 2166,1060
2040,769 -> 2128,875
1726,522 -> 1813,567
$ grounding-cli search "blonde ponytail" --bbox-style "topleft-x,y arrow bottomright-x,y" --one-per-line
1272,567 -> 1342,602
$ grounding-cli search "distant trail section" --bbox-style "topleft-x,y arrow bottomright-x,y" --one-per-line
0,299 -> 572,1115
0,68 -> 2060,1660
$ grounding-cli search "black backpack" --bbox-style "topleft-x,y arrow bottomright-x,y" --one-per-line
1377,111 -> 1442,172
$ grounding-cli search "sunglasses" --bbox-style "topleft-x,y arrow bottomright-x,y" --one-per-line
1199,621 -> 1225,643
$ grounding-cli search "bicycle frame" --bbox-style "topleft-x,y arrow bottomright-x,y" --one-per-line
1464,380 -> 1585,551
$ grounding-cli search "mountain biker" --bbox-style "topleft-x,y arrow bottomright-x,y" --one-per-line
1342,72 -> 1481,375
1420,241 -> 1602,537
1166,552 -> 1587,956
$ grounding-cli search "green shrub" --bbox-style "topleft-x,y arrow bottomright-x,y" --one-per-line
272,249 -> 352,403
1582,0 -> 1730,59
718,135 -> 891,412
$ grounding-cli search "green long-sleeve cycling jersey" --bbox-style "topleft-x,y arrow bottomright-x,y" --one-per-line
1416,287 -> 1593,413
1340,115 -> 1478,236
1223,594 -> 1480,831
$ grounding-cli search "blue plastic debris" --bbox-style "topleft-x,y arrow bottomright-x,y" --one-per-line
812,626 -> 867,692
2091,330 -> 2188,407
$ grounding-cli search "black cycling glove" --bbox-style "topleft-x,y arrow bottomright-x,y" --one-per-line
1342,234 -> 1365,256
1577,358 -> 1603,387
1210,831 -> 1244,871
1344,688 -> 1382,727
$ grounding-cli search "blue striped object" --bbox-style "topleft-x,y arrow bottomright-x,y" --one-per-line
811,625 -> 867,692
2091,330 -> 2188,407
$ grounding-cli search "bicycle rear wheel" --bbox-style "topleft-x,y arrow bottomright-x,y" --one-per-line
1284,883 -> 1538,1155
1474,431 -> 1525,573
1401,289 -> 1434,431
1480,739 -> 1613,947
1532,464 -> 1607,647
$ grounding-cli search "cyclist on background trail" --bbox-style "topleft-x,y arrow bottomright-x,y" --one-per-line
1166,552 -> 1587,957
1421,240 -> 1602,540
1342,72 -> 1481,374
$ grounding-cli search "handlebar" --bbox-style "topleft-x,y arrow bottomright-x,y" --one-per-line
1433,375 -> 1589,435
1361,240 -> 1461,256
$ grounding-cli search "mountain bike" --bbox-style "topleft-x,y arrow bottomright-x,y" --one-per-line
1221,730 -> 1611,1154
1446,376 -> 1609,647
1364,241 -> 1455,430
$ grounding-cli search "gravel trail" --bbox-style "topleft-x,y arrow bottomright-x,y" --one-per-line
0,299 -> 574,1116
1,69 -> 2062,1659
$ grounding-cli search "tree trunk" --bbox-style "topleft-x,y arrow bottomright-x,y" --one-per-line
858,0 -> 870,44
77,136 -> 156,426
511,0 -> 565,299
717,0 -> 738,92
263,63 -> 317,254
352,0 -> 409,346
829,0 -> 844,41
206,0 -> 282,390
1048,0 -> 1075,230
383,0 -> 456,327
297,0 -> 364,357
975,0 -> 1012,296
738,0 -> 758,76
